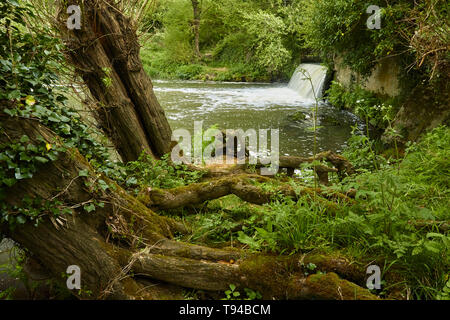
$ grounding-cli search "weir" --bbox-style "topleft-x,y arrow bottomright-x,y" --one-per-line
288,63 -> 328,99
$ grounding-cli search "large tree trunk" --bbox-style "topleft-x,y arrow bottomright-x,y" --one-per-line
0,112 -> 377,300
58,0 -> 172,162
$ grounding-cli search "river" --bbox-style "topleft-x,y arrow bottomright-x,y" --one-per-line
153,79 -> 362,157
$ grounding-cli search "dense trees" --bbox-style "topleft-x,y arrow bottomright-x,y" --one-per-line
141,0 -> 306,80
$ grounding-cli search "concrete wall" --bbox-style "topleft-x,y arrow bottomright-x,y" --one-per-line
334,56 -> 401,97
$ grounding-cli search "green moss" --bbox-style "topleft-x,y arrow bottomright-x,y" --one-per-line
238,255 -> 300,298
305,272 -> 377,300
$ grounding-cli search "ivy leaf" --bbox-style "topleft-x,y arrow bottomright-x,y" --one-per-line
15,170 -> 24,180
34,156 -> 49,164
47,115 -> 61,123
78,169 -> 89,177
3,178 -> 16,187
16,215 -> 27,224
7,0 -> 20,6
126,177 -> 138,186
98,179 -> 109,191
26,144 -> 38,152
83,203 -> 96,213
19,152 -> 32,161
47,152 -> 58,161
25,95 -> 36,106
7,90 -> 21,100
3,108 -> 17,116
20,135 -> 29,143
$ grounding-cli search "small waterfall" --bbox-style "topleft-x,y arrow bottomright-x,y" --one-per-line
288,63 -> 328,99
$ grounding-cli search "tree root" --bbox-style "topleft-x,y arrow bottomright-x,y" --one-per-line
138,174 -> 351,211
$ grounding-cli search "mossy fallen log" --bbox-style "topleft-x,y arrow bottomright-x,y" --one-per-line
138,174 -> 351,211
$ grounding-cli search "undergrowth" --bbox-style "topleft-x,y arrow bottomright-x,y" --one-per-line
178,126 -> 449,300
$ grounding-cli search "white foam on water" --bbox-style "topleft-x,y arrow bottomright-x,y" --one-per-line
288,63 -> 328,99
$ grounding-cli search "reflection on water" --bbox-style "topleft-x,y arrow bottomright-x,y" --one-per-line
153,80 -> 362,157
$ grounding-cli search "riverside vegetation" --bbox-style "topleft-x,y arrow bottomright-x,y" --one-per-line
0,0 -> 448,300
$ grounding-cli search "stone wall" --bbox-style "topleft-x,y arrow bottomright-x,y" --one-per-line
334,56 -> 401,97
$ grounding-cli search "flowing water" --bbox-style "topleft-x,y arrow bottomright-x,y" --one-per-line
288,64 -> 329,99
153,64 -> 362,157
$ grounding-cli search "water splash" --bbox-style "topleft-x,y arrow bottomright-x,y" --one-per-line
288,63 -> 328,99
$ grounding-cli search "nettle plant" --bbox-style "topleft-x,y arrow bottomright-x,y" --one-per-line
0,1 -> 123,227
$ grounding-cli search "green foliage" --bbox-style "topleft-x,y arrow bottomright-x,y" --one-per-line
192,127 -> 450,299
160,0 -> 194,64
0,135 -> 60,188
223,284 -> 240,300
222,284 -> 262,300
0,0 -> 124,226
141,0 -> 307,81
326,81 -> 401,133
436,279 -> 450,300
242,10 -> 291,74
125,153 -> 204,191
175,64 -> 206,80
301,0 -> 449,81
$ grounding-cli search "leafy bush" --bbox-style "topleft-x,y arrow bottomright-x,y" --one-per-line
301,0 -> 449,80
125,153 -> 204,191
326,81 -> 399,129
175,64 -> 206,80
141,0 -> 308,81
202,126 -> 450,299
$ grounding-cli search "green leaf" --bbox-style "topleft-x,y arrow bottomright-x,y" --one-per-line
83,203 -> 96,213
78,169 -> 89,177
3,178 -> 16,187
7,90 -> 21,100
16,215 -> 27,224
7,0 -> 20,6
47,115 -> 61,123
47,152 -> 59,161
3,108 -> 17,116
25,95 -> 36,106
20,135 -> 29,143
26,144 -> 38,152
34,156 -> 49,164
98,179 -> 109,191
19,152 -> 32,161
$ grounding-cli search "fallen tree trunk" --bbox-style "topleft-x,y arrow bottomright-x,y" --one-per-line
138,174 -> 351,211
184,151 -> 354,185
0,113 -> 375,300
